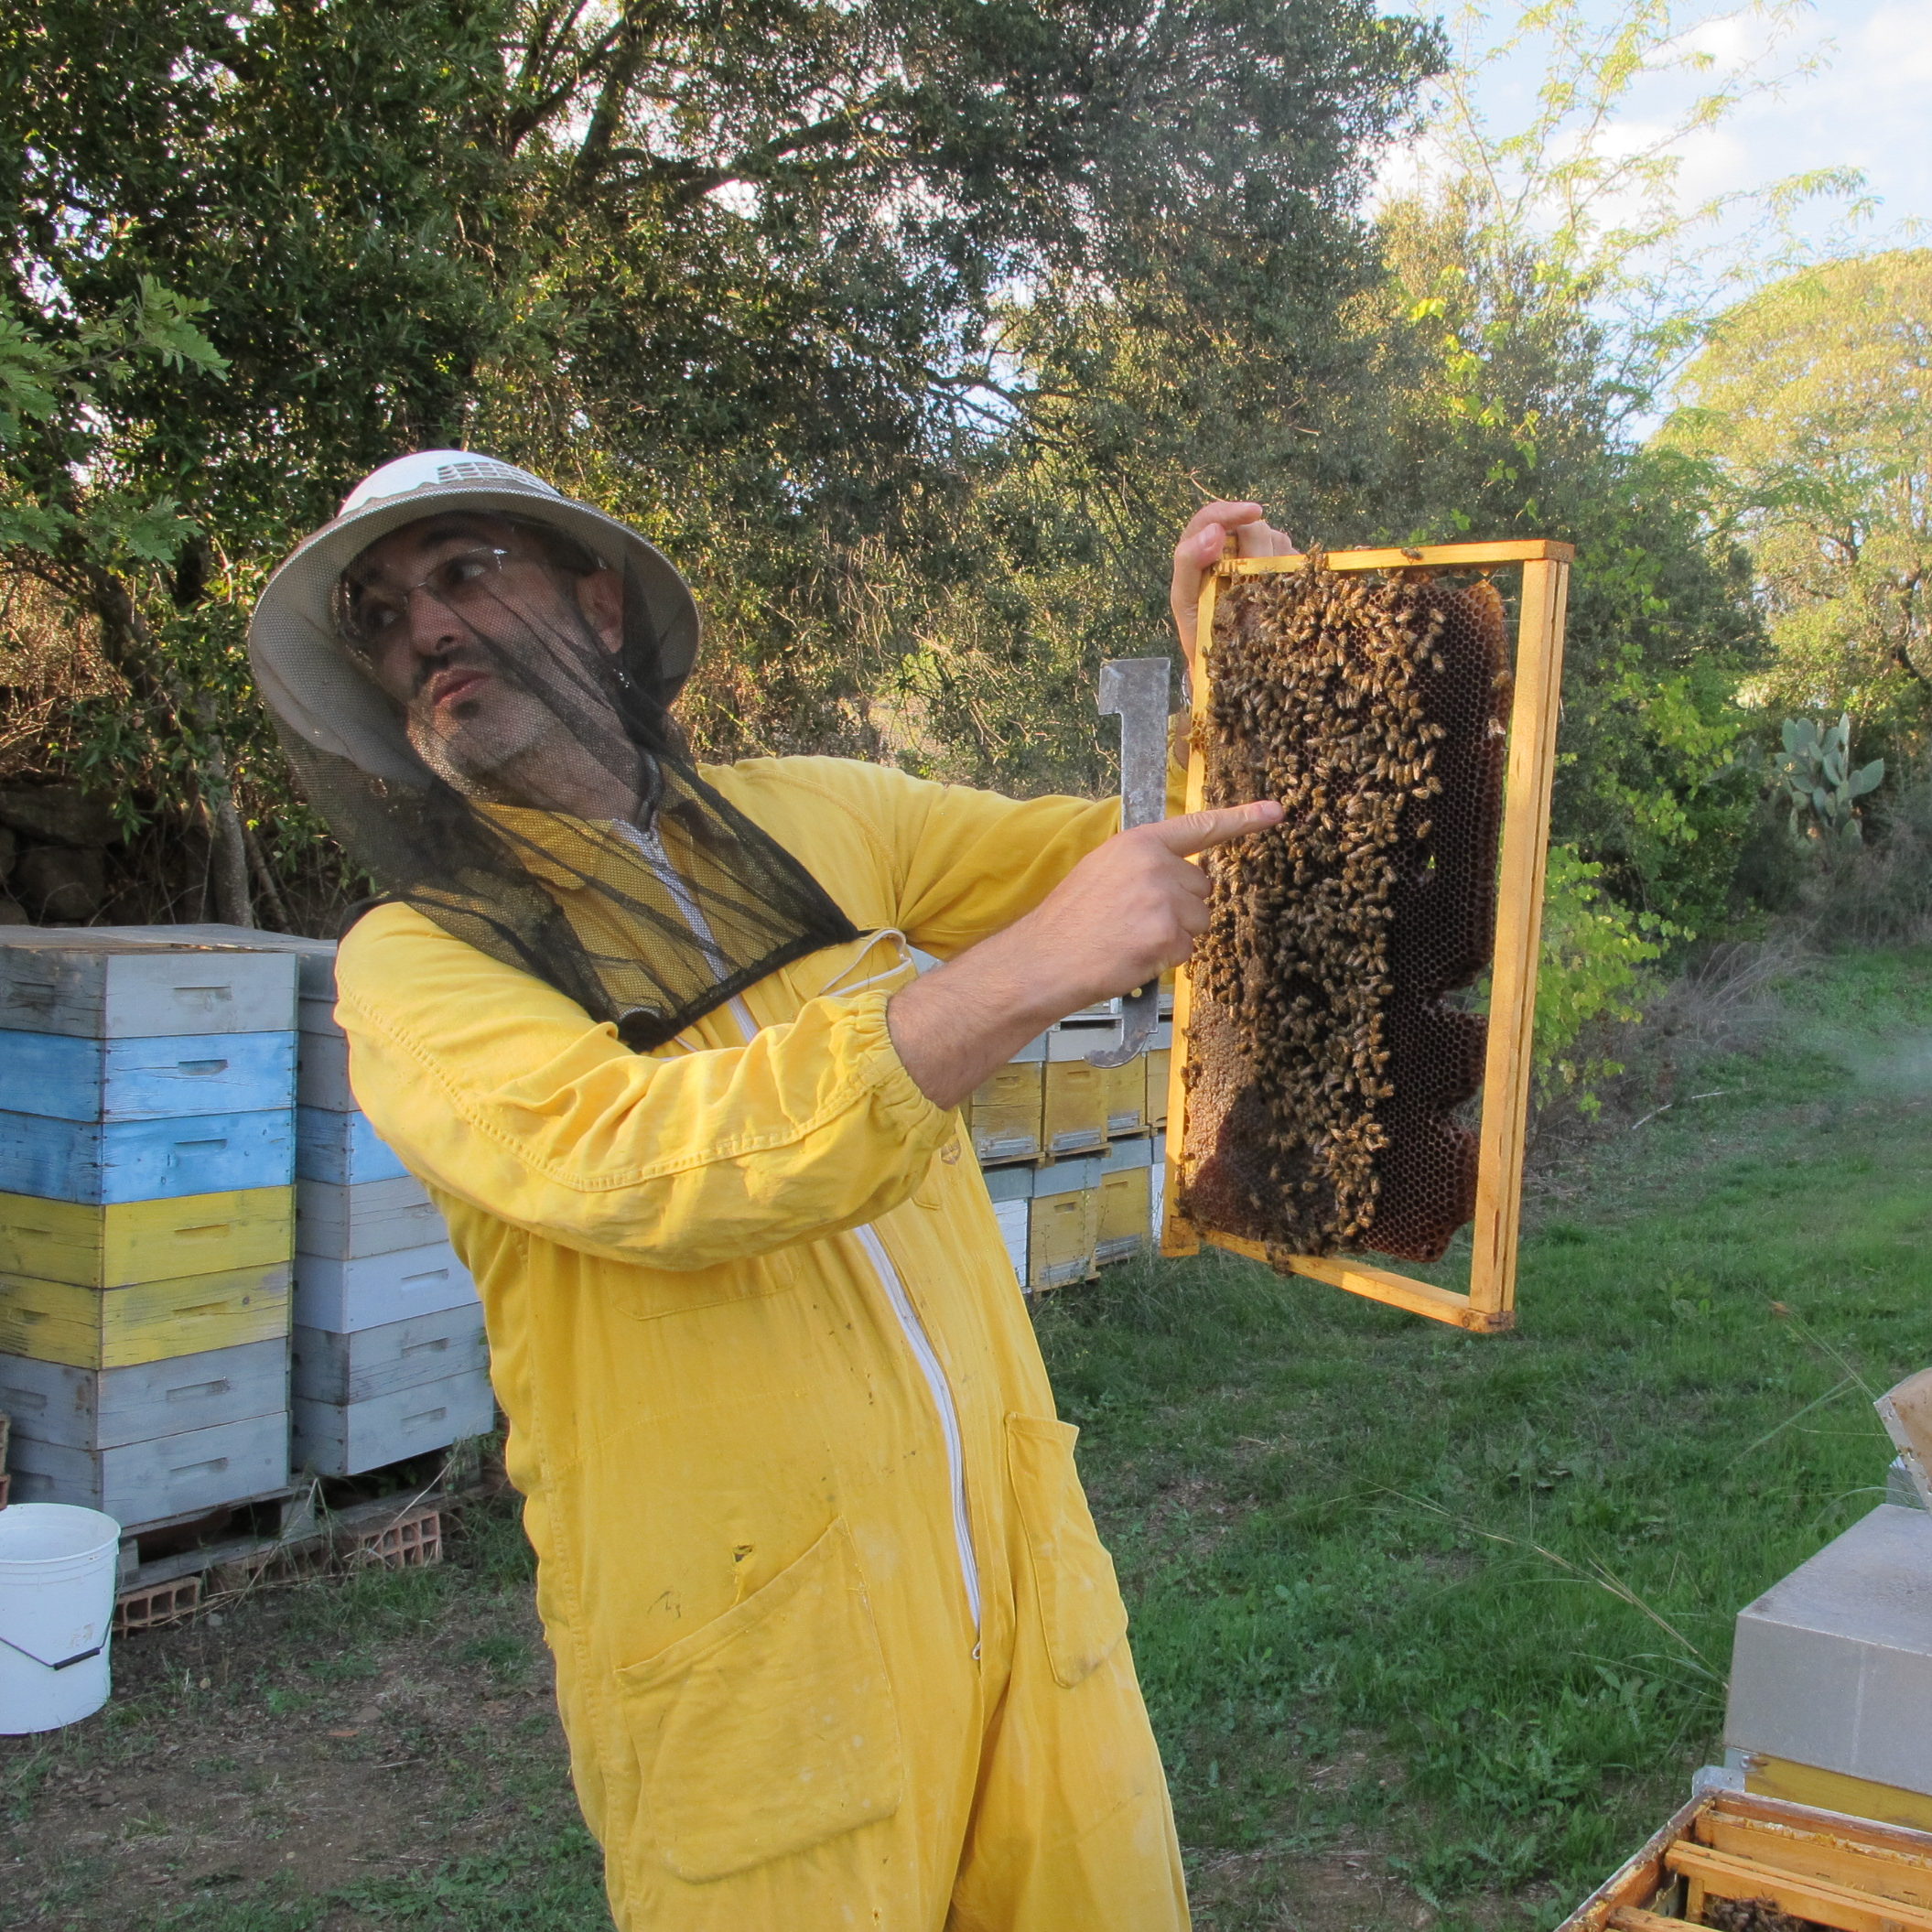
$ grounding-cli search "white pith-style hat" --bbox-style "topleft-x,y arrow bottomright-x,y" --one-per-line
248,451 -> 702,780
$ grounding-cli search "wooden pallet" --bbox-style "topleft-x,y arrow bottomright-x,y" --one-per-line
1560,1786 -> 1932,1930
112,1492 -> 448,1632
1161,538 -> 1574,1333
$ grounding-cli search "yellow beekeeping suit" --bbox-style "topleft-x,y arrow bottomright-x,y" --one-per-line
332,754 -> 1191,1932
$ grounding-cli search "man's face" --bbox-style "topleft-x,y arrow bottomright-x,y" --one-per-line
341,514 -> 627,799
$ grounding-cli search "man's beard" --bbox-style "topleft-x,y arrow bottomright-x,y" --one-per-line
405,676 -> 563,802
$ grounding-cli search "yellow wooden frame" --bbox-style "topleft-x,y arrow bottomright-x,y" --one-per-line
1160,538 -> 1574,1333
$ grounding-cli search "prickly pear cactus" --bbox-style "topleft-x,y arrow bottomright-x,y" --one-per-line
1777,713 -> 1883,848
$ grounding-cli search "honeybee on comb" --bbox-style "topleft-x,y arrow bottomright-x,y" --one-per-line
1179,552 -> 1511,1265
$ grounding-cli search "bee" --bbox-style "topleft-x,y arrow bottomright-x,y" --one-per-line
1186,556 -> 1511,1263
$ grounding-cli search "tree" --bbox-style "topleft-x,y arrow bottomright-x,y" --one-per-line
1,0 -> 512,921
1322,0 -> 1867,931
0,0 -> 1443,923
1661,251 -> 1932,745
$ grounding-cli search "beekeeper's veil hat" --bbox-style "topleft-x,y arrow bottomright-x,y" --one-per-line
246,451 -> 858,1049
250,451 -> 702,783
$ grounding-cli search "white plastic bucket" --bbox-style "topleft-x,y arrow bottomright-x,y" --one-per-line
0,1504 -> 121,1734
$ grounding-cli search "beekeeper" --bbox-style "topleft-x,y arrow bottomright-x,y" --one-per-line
248,453 -> 1289,1931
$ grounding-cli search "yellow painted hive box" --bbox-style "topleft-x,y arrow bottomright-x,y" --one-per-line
1105,1057 -> 1147,1138
0,1186 -> 294,1289
1028,1187 -> 1097,1291
1558,1785 -> 1932,1931
1043,1062 -> 1108,1158
968,1063 -> 1044,1165
1096,1167 -> 1151,1266
0,1261 -> 293,1370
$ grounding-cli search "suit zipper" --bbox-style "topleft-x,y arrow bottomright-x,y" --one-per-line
620,820 -> 982,1639
854,1224 -> 983,1639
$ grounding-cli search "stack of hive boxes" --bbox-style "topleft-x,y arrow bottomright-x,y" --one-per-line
0,934 -> 297,1530
290,950 -> 491,1475
965,993 -> 1172,1294
148,927 -> 492,1477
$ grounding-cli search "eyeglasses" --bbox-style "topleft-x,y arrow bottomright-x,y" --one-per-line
340,546 -> 515,653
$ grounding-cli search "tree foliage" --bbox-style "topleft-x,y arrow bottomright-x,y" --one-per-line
0,0 -> 1441,923
0,0 -> 1823,952
1663,250 -> 1932,744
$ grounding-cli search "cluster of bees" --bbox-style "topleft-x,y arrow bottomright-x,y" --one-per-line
1179,555 -> 1511,1264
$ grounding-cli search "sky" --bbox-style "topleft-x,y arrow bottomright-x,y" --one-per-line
1376,0 -> 1932,281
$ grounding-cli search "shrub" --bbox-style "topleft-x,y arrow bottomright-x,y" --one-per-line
1533,844 -> 1679,1109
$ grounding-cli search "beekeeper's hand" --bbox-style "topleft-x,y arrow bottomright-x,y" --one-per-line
887,800 -> 1282,1109
1171,502 -> 1296,688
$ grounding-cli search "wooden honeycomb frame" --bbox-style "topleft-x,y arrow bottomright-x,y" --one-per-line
1160,539 -> 1574,1333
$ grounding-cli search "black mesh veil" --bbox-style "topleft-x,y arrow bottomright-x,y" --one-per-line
251,495 -> 860,1051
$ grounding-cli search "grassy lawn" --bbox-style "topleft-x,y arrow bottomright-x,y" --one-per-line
1045,943 -> 1932,1928
4,945 -> 1927,1929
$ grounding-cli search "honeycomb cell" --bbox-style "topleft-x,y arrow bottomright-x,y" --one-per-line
1178,556 -> 1511,1265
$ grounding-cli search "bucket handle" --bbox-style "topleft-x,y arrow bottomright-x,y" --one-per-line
0,1629 -> 105,1671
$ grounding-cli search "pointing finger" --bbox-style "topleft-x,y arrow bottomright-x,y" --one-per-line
1146,800 -> 1284,858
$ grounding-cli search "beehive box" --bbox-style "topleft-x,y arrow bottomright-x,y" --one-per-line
0,1261 -> 293,1369
1558,1785 -> 1932,1930
970,1062 -> 1044,1165
1725,1503 -> 1932,1829
1029,1191 -> 1096,1290
103,924 -> 339,1001
7,1409 -> 288,1524
0,1030 -> 297,1122
1104,1057 -> 1147,1139
294,1242 -> 478,1333
1096,1137 -> 1154,1266
0,1340 -> 287,1450
291,1365 -> 495,1477
1029,1159 -> 1100,1290
296,1106 -> 411,1187
0,1108 -> 297,1204
297,1176 -> 444,1260
295,1025 -> 359,1112
291,1305 -> 489,1407
0,1186 -> 294,1287
0,929 -> 303,1535
1042,1062 -> 1108,1158
0,934 -> 299,1038
1047,1020 -> 1117,1063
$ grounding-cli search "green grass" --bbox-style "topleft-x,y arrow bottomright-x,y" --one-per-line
1038,943 -> 1932,1926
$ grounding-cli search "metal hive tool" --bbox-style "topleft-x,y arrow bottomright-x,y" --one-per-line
1161,539 -> 1573,1333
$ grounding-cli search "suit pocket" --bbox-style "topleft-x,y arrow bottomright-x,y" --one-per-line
1006,1414 -> 1129,1689
614,1516 -> 905,1882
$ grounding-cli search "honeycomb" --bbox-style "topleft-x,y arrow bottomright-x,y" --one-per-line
1178,554 -> 1511,1265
